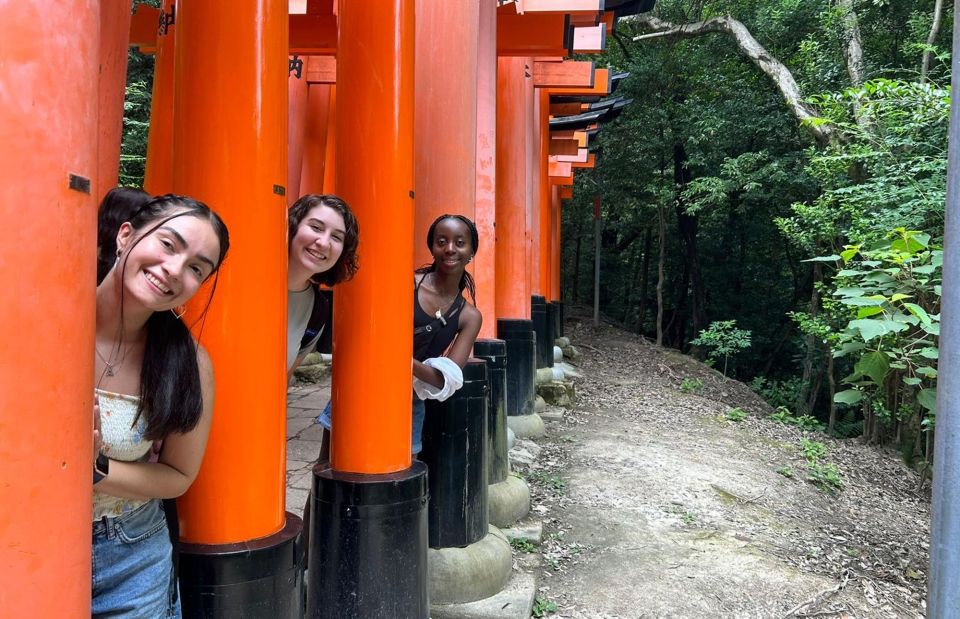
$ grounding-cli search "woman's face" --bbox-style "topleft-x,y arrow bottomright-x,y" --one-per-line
115,213 -> 222,312
290,204 -> 346,276
431,218 -> 473,275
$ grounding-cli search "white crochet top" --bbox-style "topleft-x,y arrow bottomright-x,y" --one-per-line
92,388 -> 153,521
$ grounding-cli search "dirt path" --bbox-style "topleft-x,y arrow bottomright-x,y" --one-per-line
521,313 -> 929,618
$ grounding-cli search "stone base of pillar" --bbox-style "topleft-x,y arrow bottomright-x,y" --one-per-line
180,512 -> 304,619
554,336 -> 570,348
552,345 -> 564,364
537,380 -> 577,408
535,367 -> 554,385
488,475 -> 531,528
506,413 -> 545,439
534,395 -> 547,413
428,526 -> 513,605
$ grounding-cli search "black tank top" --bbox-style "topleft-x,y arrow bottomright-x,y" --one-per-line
413,273 -> 465,361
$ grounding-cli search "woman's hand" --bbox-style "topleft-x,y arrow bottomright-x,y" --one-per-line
93,398 -> 103,462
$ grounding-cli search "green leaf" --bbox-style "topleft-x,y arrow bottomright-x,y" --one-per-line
836,287 -> 868,297
916,366 -> 938,378
847,319 -> 889,342
856,306 -> 885,318
838,269 -> 864,277
919,347 -> 939,359
889,293 -> 912,302
840,248 -> 859,263
855,351 -> 890,386
903,377 -> 922,386
804,254 -> 842,262
834,390 -> 863,405
841,297 -> 884,307
918,389 -> 937,413
923,322 -> 941,336
913,264 -> 936,274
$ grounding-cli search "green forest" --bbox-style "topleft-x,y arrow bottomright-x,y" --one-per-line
121,0 -> 952,471
563,0 -> 951,467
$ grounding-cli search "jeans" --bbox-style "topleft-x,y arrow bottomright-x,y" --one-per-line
92,499 -> 180,618
318,393 -> 426,454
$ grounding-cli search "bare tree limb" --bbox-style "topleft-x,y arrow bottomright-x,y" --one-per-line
631,14 -> 834,147
836,0 -> 865,87
921,0 -> 946,82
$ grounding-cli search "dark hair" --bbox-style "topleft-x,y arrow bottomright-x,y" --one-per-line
114,194 -> 230,440
287,194 -> 360,286
97,187 -> 151,284
415,214 -> 479,304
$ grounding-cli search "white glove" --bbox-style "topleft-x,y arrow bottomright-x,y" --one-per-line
412,357 -> 464,401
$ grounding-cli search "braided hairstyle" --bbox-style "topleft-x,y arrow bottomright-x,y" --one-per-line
415,214 -> 479,304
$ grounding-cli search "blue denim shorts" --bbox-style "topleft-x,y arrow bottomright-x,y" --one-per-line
92,498 -> 180,618
318,393 -> 426,454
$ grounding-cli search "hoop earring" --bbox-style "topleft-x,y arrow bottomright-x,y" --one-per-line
172,306 -> 187,320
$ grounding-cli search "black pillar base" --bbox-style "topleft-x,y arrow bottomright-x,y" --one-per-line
497,318 -> 536,417
307,462 -> 429,619
421,360 -> 489,549
546,302 -> 558,360
554,300 -> 565,338
531,295 -> 552,368
474,339 -> 509,485
179,512 -> 304,619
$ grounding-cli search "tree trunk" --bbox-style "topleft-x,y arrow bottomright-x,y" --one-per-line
572,218 -> 583,302
798,262 -> 823,414
674,142 -> 706,352
827,351 -> 837,435
656,204 -> 666,347
921,0 -> 946,82
632,13 -> 835,147
636,225 -> 652,333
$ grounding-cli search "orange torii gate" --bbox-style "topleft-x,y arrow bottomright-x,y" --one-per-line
0,1 -> 650,617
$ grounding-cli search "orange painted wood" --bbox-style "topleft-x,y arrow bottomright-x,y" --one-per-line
144,0 -> 176,194
305,55 -> 337,83
475,0 -> 498,339
559,185 -> 573,200
525,60 -> 540,297
307,0 -> 334,13
550,171 -> 575,185
600,11 -> 615,34
98,0 -> 133,196
299,82 -> 331,195
547,67 -> 609,96
572,24 -> 605,52
550,129 -> 589,146
549,160 -> 573,177
0,2 -> 99,615
414,0 -> 479,268
515,0 -> 603,14
550,102 -> 585,116
572,153 -> 597,168
497,8 -> 568,57
537,89 -> 552,299
551,186 -> 562,300
288,60 -> 309,205
495,56 -> 532,320
532,60 -> 594,88
550,137 -> 580,156
321,84 -> 337,193
129,5 -> 159,50
289,13 -> 337,55
556,148 -> 589,163
333,1 -> 415,474
569,13 -> 601,26
173,0 -> 289,544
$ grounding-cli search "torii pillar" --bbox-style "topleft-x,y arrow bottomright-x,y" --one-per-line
171,1 -> 301,616
0,3 -> 100,616
307,3 -> 428,618
144,0 -> 176,194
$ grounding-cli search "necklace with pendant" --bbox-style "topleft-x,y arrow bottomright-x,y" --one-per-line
95,343 -> 125,377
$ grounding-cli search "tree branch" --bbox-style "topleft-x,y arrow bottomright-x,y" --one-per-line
631,14 -> 834,148
921,0 -> 946,82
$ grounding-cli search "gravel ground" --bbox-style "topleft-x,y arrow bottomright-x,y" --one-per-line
519,311 -> 929,619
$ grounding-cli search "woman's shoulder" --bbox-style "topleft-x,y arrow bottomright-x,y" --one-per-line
460,301 -> 482,326
194,341 -> 214,380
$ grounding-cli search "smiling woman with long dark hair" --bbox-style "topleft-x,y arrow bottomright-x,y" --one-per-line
91,194 -> 229,618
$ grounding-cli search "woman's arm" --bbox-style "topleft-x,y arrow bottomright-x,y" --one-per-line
412,305 -> 483,388
94,346 -> 215,500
